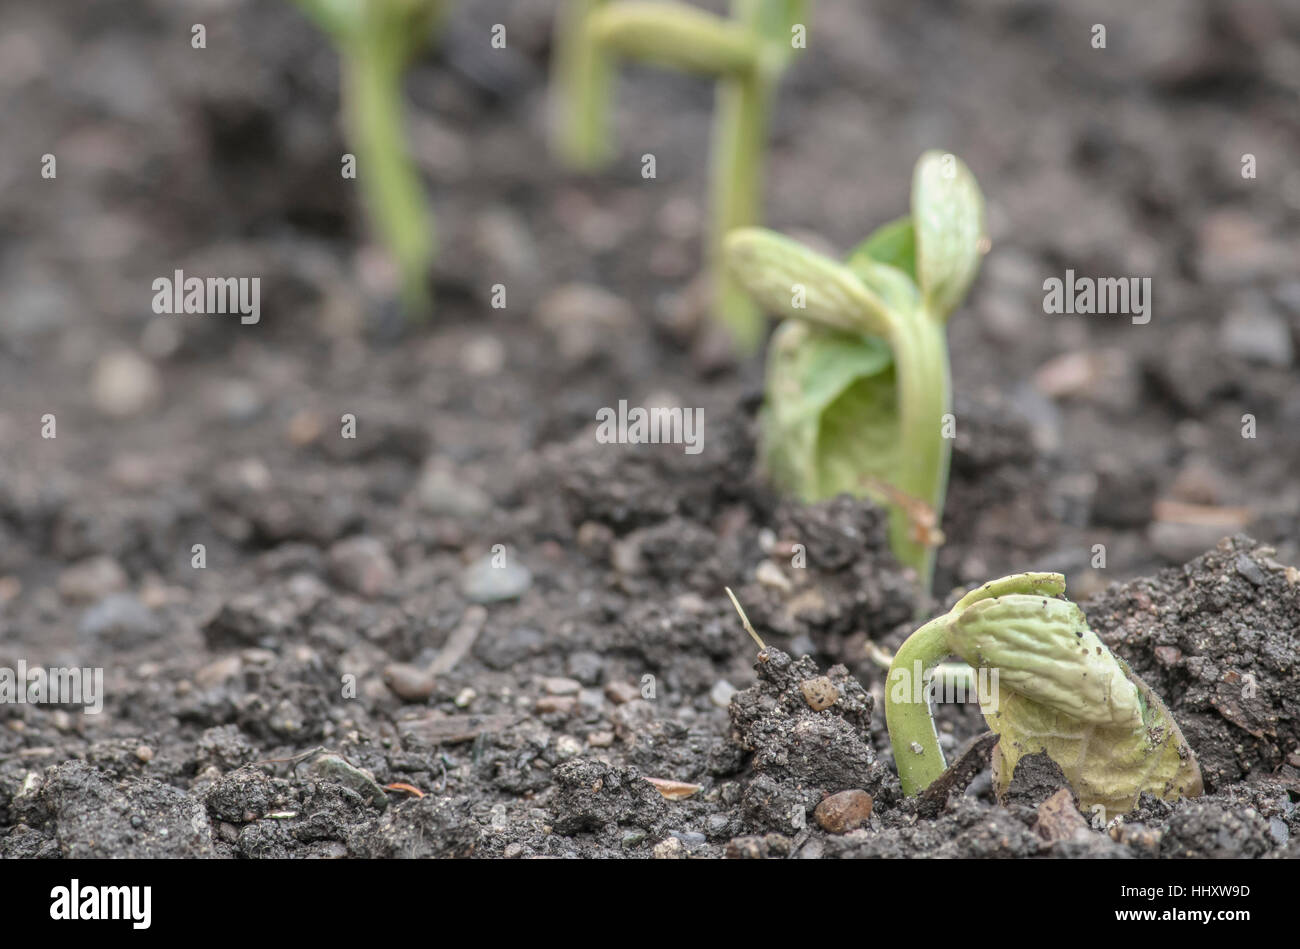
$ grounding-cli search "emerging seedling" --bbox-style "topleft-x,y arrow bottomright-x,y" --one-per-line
550,0 -> 615,170
294,0 -> 444,317
554,0 -> 806,350
725,150 -> 984,591
884,572 -> 1203,815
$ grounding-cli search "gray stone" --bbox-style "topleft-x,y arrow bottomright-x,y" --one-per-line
461,554 -> 531,603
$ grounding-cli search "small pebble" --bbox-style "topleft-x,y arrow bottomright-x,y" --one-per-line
604,681 -> 640,705
621,829 -> 648,849
1034,788 -> 1092,843
536,695 -> 576,715
709,680 -> 736,709
755,560 -> 793,592
1235,553 -> 1268,587
78,594 -> 162,647
462,335 -> 506,376
307,755 -> 389,811
195,655 -> 242,689
813,790 -> 873,833
653,837 -> 685,859
328,536 -> 398,599
1269,817 -> 1289,847
1220,297 -> 1294,367
91,348 -> 161,418
670,831 -> 706,848
575,521 -> 614,557
566,651 -> 605,685
58,556 -> 128,602
554,735 -> 583,760
417,459 -> 492,516
800,676 -> 838,711
383,663 -> 435,702
1154,645 -> 1182,666
543,676 -> 581,696
461,554 -> 532,603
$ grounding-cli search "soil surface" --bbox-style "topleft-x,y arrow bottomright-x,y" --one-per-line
1,0 -> 1298,858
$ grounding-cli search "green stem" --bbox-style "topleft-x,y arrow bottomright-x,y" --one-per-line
885,614 -> 951,795
708,64 -> 770,352
342,44 -> 435,317
888,312 -> 951,595
552,0 -> 613,170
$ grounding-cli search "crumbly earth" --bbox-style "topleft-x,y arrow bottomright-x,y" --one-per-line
2,414 -> 1297,857
0,0 -> 1298,858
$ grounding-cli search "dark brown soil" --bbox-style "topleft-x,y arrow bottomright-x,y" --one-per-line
0,0 -> 1298,859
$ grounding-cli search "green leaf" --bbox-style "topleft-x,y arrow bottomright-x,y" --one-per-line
847,216 -> 916,281
724,228 -> 896,338
911,150 -> 984,319
591,2 -> 759,77
761,324 -> 898,502
812,362 -> 900,501
844,218 -> 921,333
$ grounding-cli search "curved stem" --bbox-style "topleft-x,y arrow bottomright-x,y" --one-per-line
551,0 -> 613,170
885,614 -> 951,795
887,311 -> 951,596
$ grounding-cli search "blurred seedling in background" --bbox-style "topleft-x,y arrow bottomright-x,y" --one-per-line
885,572 -> 1202,813
550,0 -> 615,170
552,0 -> 807,351
725,151 -> 984,594
293,0 -> 446,317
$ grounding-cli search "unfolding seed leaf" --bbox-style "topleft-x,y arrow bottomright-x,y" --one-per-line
845,256 -> 921,321
912,150 -> 984,320
724,228 -> 896,338
948,595 -> 1141,728
943,588 -> 1202,814
950,572 -> 1066,612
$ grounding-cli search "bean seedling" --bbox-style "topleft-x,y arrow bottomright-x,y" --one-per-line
293,0 -> 445,317
725,150 -> 984,592
884,572 -> 1203,815
553,0 -> 807,351
550,0 -> 615,170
